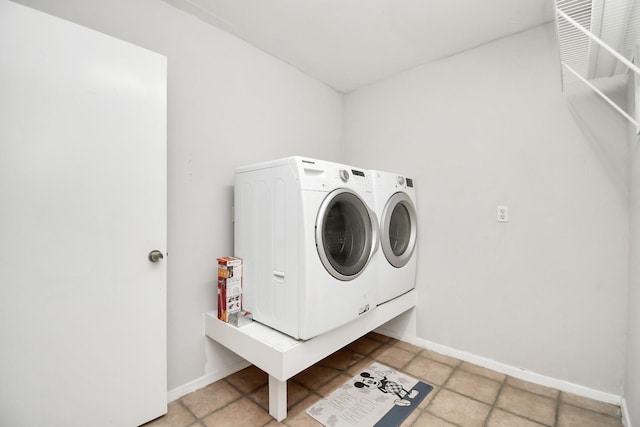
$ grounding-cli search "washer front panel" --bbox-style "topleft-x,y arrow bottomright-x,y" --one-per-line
381,192 -> 417,268
316,188 -> 374,281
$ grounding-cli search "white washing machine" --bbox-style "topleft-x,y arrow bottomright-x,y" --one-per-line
370,170 -> 418,305
234,157 -> 379,340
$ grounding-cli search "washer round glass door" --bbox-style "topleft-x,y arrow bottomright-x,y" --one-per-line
381,192 -> 417,268
316,188 -> 375,281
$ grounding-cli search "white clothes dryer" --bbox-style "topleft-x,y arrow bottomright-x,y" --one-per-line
234,157 -> 379,340
370,170 -> 418,305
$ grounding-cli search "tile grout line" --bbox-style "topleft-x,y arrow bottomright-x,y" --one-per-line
397,349 -> 429,427
190,378 -> 266,425
396,345 -> 496,426
482,370 -> 508,427
494,384 -> 558,427
174,399 -> 199,422
437,364 -> 497,423
419,350 -> 460,425
554,392 -> 562,427
362,338 -> 434,426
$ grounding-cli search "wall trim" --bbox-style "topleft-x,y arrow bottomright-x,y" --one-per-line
376,326 -> 622,406
167,359 -> 251,403
169,328 -> 629,417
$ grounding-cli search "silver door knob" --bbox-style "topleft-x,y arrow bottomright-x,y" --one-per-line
148,250 -> 164,263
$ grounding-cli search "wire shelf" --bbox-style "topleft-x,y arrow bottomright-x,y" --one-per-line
555,0 -> 640,132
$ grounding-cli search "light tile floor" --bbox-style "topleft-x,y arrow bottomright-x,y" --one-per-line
144,332 -> 623,427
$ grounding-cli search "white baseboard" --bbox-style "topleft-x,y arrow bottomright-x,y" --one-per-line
622,398 -> 633,427
167,359 -> 251,403
169,327 -> 629,419
375,327 -> 622,406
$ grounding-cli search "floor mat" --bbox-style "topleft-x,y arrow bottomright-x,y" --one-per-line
306,362 -> 433,427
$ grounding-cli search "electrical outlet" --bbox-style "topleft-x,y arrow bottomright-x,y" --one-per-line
497,205 -> 509,223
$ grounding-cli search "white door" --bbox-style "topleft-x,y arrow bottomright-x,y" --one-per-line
0,2 -> 167,426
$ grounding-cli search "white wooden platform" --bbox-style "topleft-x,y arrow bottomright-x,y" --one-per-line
204,289 -> 416,421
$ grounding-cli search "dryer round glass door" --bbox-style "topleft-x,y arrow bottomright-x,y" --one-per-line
316,189 -> 375,281
381,192 -> 417,268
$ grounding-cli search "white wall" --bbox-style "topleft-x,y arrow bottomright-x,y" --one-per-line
13,0 -> 343,392
627,135 -> 640,425
344,24 -> 629,394
625,80 -> 640,424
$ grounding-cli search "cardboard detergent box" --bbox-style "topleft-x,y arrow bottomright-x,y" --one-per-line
217,257 -> 242,322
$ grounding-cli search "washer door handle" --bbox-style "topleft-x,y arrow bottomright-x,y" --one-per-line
369,207 -> 380,257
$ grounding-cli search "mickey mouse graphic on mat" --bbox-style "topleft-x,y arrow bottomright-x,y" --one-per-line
353,370 -> 419,407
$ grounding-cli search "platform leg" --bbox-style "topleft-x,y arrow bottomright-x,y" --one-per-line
268,375 -> 287,421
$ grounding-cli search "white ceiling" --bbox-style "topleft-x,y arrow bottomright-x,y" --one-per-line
164,0 -> 555,92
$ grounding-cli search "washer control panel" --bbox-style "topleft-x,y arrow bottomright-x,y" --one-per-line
297,158 -> 372,192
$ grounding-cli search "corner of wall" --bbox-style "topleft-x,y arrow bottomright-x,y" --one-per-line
167,359 -> 250,403
622,397 -> 634,427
